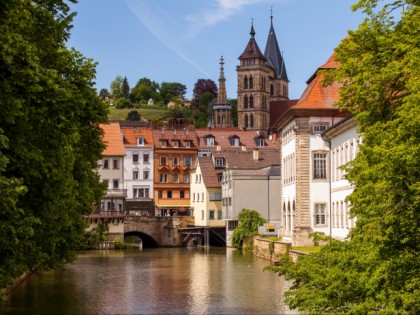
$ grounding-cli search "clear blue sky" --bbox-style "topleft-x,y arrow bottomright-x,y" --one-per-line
67,0 -> 364,100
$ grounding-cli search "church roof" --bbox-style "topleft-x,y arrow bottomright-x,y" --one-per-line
239,23 -> 266,60
264,17 -> 288,81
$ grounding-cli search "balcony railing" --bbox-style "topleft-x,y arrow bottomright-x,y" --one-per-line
105,189 -> 128,197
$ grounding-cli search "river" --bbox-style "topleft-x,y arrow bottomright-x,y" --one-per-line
0,247 -> 298,315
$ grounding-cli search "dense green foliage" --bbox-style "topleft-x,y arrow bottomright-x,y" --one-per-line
126,110 -> 141,121
0,0 -> 107,297
268,1 -> 420,313
232,209 -> 267,249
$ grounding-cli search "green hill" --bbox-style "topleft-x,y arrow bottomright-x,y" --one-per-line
108,107 -> 170,122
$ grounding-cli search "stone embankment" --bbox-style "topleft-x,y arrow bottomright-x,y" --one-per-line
252,236 -> 308,262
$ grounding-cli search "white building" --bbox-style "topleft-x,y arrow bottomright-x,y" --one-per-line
190,157 -> 223,227
324,115 -> 360,239
120,124 -> 154,215
97,123 -> 127,213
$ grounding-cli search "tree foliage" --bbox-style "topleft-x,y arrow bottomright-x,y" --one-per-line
269,1 -> 420,313
0,0 -> 107,297
232,209 -> 266,249
159,82 -> 187,104
126,110 -> 141,121
130,77 -> 160,103
192,78 -> 217,108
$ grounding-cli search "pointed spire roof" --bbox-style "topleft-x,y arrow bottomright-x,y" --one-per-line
264,14 -> 288,81
216,56 -> 228,105
239,21 -> 266,60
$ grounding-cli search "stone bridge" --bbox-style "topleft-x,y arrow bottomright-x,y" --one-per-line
122,216 -> 194,247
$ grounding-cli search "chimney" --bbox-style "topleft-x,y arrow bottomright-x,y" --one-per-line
241,146 -> 246,151
216,145 -> 221,152
253,149 -> 259,161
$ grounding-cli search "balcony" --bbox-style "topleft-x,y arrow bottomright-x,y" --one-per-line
105,189 -> 128,198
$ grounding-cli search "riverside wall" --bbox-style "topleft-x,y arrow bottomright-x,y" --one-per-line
252,236 -> 308,262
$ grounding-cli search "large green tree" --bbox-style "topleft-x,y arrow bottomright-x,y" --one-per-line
130,77 -> 160,103
0,0 -> 107,297
267,1 -> 420,314
159,82 -> 187,104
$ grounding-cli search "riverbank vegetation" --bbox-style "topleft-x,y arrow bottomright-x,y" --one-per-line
232,209 -> 266,249
0,0 -> 108,299
267,1 -> 420,313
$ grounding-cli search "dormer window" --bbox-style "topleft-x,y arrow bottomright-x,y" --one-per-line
137,137 -> 144,146
230,136 -> 240,147
161,140 -> 167,147
173,140 -> 179,147
185,141 -> 191,148
313,125 -> 328,133
215,157 -> 225,168
206,137 -> 215,146
256,138 -> 265,147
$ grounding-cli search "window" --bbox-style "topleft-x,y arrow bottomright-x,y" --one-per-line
173,157 -> 179,165
244,76 -> 248,89
231,137 -> 239,147
173,174 -> 179,183
133,187 -> 149,198
249,76 -> 253,89
143,153 -> 149,163
217,210 -> 222,219
133,170 -> 139,180
199,174 -> 202,183
137,137 -> 144,146
183,174 -> 189,183
167,191 -> 172,198
217,174 -> 223,182
244,95 -> 248,109
250,113 -> 254,127
143,170 -> 149,180
256,138 -> 265,146
197,193 -> 200,202
315,203 -> 327,225
202,192 -> 204,202
193,193 -> 195,202
161,140 -> 166,147
158,191 -> 163,198
184,157 -> 192,166
180,191 -> 185,198
113,179 -> 119,189
160,156 -> 167,165
113,159 -> 119,169
103,159 -> 109,169
210,192 -> 222,201
249,95 -> 254,108
201,210 -> 204,220
270,84 -> 274,96
313,153 -> 327,179
133,153 -> 139,163
215,158 -> 225,168
159,174 -> 168,183
206,137 -> 215,146
195,174 -> 198,183
313,125 -> 328,133
185,141 -> 191,148
209,210 -> 215,220
245,114 -> 248,128
173,140 -> 179,147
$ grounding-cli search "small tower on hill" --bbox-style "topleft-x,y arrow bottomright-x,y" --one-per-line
212,56 -> 231,128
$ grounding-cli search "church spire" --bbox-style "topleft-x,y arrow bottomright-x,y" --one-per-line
264,12 -> 288,81
217,56 -> 227,105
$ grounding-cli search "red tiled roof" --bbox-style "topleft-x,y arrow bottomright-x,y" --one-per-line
195,129 -> 279,150
120,126 -> 153,146
100,123 -> 125,156
152,129 -> 198,148
213,150 -> 280,170
198,157 -> 221,188
239,38 -> 266,60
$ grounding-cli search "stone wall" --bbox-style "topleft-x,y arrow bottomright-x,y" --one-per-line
252,236 -> 308,262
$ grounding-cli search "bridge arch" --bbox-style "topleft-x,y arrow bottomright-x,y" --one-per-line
124,231 -> 159,248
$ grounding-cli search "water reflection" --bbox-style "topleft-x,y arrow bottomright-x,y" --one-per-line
1,248 -> 298,315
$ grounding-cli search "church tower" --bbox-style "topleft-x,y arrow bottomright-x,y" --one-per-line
213,56 -> 231,128
264,14 -> 289,101
237,15 -> 289,131
237,22 -> 271,131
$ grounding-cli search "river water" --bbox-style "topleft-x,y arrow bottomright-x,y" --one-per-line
0,247 -> 297,315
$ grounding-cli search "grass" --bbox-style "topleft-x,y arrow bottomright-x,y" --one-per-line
108,107 -> 170,122
291,246 -> 322,254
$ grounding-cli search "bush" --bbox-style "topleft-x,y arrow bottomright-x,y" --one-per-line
232,209 -> 267,249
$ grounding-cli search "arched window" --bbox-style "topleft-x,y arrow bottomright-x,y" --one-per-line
244,76 -> 248,89
249,95 -> 254,108
245,114 -> 248,128
249,75 -> 253,89
270,84 -> 274,96
262,95 -> 266,109
250,114 -> 254,128
244,95 -> 248,109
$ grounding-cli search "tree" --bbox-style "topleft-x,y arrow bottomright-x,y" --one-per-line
159,82 -> 187,104
121,76 -> 130,99
192,79 -> 217,108
229,99 -> 238,127
130,77 -> 160,104
99,88 -> 110,100
0,0 -> 107,297
110,75 -> 124,99
126,110 -> 141,121
232,209 -> 266,249
267,1 -> 420,313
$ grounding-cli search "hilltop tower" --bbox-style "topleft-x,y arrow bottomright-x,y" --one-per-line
213,56 -> 231,128
237,15 -> 289,131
